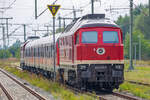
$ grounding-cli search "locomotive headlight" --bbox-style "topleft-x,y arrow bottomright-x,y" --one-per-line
80,65 -> 88,70
81,65 -> 86,69
96,48 -> 105,55
115,65 -> 123,69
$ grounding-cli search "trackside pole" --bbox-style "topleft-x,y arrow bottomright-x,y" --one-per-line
47,4 -> 60,81
53,16 -> 56,81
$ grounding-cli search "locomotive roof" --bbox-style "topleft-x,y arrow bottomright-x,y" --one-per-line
26,33 -> 61,48
59,14 -> 119,37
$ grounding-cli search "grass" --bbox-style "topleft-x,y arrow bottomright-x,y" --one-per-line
119,82 -> 150,99
124,60 -> 150,84
0,59 -> 96,100
117,60 -> 150,99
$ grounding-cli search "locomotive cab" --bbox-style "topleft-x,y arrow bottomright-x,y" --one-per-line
75,27 -> 124,61
74,26 -> 124,90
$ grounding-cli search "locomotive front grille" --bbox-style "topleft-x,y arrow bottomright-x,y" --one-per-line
94,64 -> 124,82
78,64 -> 124,82
96,71 -> 106,81
112,70 -> 122,77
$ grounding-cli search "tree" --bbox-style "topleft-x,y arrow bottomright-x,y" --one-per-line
56,27 -> 64,33
0,49 -> 12,58
124,30 -> 150,60
8,40 -> 21,58
116,15 -> 129,41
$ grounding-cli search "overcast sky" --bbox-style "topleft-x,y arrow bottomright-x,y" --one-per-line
0,0 -> 149,47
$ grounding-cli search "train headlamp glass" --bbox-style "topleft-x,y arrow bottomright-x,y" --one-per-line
115,65 -> 123,69
80,65 -> 87,70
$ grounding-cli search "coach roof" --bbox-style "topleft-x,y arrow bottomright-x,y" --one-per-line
26,33 -> 61,48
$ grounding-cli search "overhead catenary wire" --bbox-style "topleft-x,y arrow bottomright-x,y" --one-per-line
0,0 -> 148,46
3,0 -> 17,13
35,0 -> 59,19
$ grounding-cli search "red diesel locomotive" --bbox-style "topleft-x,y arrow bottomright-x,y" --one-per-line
20,14 -> 124,91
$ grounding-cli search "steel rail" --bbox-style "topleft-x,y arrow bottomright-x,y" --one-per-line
65,85 -> 107,100
126,80 -> 150,87
112,92 -> 139,100
0,82 -> 13,100
66,84 -> 140,100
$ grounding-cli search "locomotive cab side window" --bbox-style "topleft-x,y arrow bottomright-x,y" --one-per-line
103,31 -> 119,43
82,31 -> 98,43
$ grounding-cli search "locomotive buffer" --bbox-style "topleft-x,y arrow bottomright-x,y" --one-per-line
47,4 -> 60,81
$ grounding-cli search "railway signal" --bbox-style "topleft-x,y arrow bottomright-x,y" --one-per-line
47,4 -> 60,81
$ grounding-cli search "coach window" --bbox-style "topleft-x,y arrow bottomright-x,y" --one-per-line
42,47 -> 43,57
61,39 -> 63,46
40,47 -> 41,57
82,31 -> 98,43
37,47 -> 39,57
51,45 -> 53,57
35,47 -> 38,57
45,46 -> 47,57
46,46 -> 48,57
57,40 -> 60,48
27,49 -> 28,57
42,47 -> 44,57
103,31 -> 119,43
76,33 -> 79,44
34,48 -> 35,57
35,48 -> 37,57
28,48 -> 30,57
39,47 -> 40,57
44,46 -> 45,57
63,38 -> 65,45
66,38 -> 68,45
49,46 -> 50,58
61,38 -> 63,45
48,46 -> 50,58
27,49 -> 29,57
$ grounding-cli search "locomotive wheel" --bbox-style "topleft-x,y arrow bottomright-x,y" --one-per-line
104,82 -> 115,92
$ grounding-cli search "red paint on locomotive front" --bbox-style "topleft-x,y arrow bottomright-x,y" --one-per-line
74,27 -> 124,62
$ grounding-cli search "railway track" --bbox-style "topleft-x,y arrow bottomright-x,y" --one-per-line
66,85 -> 140,100
0,69 -> 46,100
126,80 -> 150,87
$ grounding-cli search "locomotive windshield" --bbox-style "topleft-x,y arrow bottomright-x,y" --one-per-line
82,31 -> 98,43
103,31 -> 119,43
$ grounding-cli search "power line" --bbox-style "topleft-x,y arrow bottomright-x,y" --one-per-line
35,0 -> 58,19
0,7 -> 12,9
3,0 -> 17,13
8,25 -> 22,36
